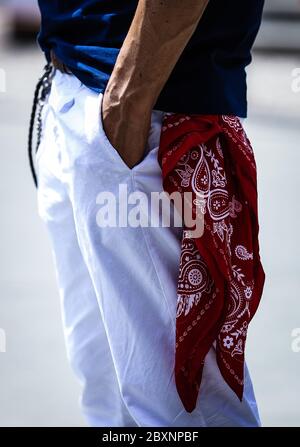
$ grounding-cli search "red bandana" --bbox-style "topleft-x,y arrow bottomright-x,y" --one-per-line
158,114 -> 265,413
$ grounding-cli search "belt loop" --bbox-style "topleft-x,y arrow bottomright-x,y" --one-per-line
50,49 -> 72,74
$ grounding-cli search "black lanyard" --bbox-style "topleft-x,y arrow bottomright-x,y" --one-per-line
28,62 -> 54,187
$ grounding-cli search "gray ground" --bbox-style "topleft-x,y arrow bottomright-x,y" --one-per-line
0,37 -> 300,426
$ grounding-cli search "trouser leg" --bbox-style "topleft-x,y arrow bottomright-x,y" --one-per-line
36,103 -> 138,427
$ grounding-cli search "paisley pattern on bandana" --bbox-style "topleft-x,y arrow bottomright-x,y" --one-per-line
158,114 -> 265,413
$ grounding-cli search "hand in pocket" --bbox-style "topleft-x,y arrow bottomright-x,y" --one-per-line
101,88 -> 153,169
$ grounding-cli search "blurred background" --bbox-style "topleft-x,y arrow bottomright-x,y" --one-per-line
0,0 -> 300,427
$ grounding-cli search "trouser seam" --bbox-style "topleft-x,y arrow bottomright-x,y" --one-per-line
130,172 -> 176,335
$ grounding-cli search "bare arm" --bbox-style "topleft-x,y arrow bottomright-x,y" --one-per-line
102,0 -> 209,168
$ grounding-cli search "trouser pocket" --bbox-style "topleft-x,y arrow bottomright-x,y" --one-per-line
97,92 -> 165,175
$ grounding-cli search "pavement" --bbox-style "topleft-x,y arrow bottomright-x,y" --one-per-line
0,38 -> 300,426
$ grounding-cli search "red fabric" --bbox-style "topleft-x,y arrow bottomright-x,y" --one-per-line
158,114 -> 265,413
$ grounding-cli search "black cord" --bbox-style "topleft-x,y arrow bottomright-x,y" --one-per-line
28,62 -> 54,187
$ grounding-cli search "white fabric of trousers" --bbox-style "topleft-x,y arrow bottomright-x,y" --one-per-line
36,70 -> 261,427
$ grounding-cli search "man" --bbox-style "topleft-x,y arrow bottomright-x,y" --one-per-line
33,0 -> 265,426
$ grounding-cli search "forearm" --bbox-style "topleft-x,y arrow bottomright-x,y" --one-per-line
104,0 -> 210,114
101,0 -> 209,167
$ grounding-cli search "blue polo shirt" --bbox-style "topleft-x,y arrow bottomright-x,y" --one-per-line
37,0 -> 264,117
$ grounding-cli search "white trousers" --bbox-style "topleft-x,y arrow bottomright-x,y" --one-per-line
36,70 -> 261,427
